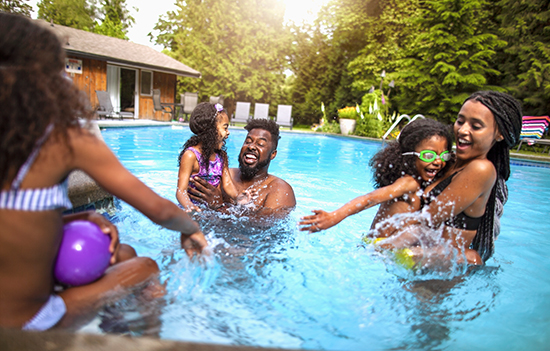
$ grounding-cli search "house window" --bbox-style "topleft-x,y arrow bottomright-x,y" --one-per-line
140,70 -> 153,95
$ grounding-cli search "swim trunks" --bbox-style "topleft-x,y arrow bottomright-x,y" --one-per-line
22,295 -> 66,331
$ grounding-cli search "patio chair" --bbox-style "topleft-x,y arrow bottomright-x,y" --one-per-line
232,102 -> 251,125
275,105 -> 293,129
516,116 -> 550,154
209,95 -> 224,105
153,89 -> 177,120
95,90 -> 134,120
180,92 -> 199,121
253,103 -> 270,120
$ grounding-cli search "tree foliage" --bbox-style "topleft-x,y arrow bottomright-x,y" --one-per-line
494,0 -> 550,116
395,0 -> 506,122
37,0 -> 133,39
38,0 -> 96,31
154,0 -> 290,113
1,0 -> 33,17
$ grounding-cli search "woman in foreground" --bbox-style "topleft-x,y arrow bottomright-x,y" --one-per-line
0,13 -> 207,331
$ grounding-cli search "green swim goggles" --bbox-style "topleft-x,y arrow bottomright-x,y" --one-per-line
402,150 -> 451,163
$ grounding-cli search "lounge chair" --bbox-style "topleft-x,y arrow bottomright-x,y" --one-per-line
275,105 -> 293,129
95,90 -> 134,120
253,103 -> 270,120
153,89 -> 179,121
516,116 -> 550,154
232,102 -> 251,125
180,92 -> 199,121
209,95 -> 224,105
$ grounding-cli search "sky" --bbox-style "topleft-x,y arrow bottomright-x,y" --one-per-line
26,0 -> 328,51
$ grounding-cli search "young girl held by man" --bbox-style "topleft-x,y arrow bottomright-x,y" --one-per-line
176,102 -> 251,211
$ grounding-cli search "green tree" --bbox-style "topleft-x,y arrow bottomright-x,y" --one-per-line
94,0 -> 134,39
347,0 -> 419,113
155,0 -> 289,112
288,0 -> 372,125
1,0 -> 33,17
396,0 -> 505,122
494,0 -> 550,116
37,0 -> 96,31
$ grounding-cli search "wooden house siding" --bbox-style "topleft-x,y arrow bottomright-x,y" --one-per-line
139,72 -> 177,121
67,56 -> 107,110
67,56 -> 179,121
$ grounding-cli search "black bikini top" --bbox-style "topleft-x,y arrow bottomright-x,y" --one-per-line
421,171 -> 482,231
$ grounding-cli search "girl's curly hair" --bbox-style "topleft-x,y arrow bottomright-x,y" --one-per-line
369,118 -> 454,188
0,13 -> 93,186
178,102 -> 228,171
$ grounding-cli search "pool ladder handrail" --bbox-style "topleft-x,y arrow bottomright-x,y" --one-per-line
381,114 -> 425,146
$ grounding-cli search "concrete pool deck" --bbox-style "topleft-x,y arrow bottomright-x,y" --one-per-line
2,118 -> 549,350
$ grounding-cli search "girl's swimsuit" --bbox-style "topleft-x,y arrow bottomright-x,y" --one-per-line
186,147 -> 223,206
421,171 -> 482,230
187,147 -> 223,188
0,124 -> 69,330
0,125 -> 72,211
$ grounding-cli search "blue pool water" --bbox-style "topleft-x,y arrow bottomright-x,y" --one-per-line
99,126 -> 550,350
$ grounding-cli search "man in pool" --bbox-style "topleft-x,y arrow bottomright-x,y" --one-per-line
188,119 -> 296,219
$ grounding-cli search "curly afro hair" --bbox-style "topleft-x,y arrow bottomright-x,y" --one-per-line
244,118 -> 281,150
178,102 -> 228,171
0,13 -> 93,186
369,118 -> 454,188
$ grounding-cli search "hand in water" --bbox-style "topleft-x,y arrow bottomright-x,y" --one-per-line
180,231 -> 208,259
299,209 -> 341,233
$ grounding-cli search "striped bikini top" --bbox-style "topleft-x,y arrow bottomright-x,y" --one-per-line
0,125 -> 73,211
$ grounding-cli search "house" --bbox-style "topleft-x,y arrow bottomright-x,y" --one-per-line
35,19 -> 201,121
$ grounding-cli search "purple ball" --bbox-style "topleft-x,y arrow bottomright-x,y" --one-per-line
54,220 -> 111,286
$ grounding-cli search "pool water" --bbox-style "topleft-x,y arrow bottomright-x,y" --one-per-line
98,126 -> 550,350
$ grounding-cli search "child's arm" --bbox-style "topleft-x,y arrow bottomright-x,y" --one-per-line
176,150 -> 200,212
69,129 -> 207,257
299,176 -> 419,233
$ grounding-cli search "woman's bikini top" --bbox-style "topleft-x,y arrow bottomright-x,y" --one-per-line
0,125 -> 72,211
421,171 -> 482,231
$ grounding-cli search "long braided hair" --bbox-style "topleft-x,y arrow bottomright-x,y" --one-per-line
178,102 -> 228,172
370,118 -> 454,188
465,91 -> 522,261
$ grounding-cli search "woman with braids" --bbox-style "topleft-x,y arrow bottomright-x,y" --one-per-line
0,13 -> 206,330
379,91 -> 522,265
300,118 -> 454,233
176,102 -> 252,212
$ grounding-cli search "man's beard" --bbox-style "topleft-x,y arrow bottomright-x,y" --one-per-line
238,156 -> 271,180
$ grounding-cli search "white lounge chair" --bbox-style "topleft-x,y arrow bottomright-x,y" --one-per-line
95,90 -> 134,120
276,105 -> 293,129
253,103 -> 270,120
209,95 -> 224,105
180,92 -> 199,121
232,102 -> 251,125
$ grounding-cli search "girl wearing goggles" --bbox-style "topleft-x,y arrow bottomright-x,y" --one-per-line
300,118 -> 454,234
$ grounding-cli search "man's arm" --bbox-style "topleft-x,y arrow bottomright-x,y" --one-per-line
188,176 -> 226,210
